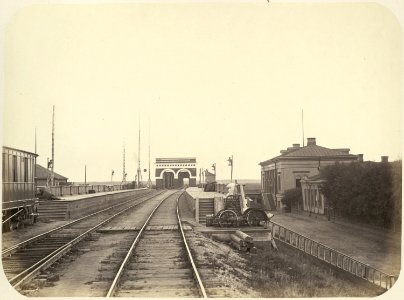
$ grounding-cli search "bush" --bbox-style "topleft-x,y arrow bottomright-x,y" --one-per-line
282,188 -> 303,212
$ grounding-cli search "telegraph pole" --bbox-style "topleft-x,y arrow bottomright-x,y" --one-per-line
147,119 -> 152,188
136,118 -> 142,188
51,105 -> 55,186
302,109 -> 305,147
122,142 -> 127,184
84,165 -> 87,193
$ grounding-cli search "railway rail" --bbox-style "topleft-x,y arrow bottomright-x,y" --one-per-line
2,189 -> 164,289
105,191 -> 207,298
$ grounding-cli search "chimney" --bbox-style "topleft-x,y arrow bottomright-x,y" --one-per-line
293,144 -> 300,148
381,156 -> 389,163
357,154 -> 364,162
307,137 -> 316,146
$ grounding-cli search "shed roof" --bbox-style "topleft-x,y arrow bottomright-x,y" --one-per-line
35,164 -> 68,180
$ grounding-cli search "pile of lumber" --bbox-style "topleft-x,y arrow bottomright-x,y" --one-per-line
229,230 -> 257,253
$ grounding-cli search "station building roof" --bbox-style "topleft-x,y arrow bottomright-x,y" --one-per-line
259,137 -> 358,166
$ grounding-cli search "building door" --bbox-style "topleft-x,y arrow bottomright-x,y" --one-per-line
163,172 -> 174,189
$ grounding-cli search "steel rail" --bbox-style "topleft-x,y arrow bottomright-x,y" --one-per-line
8,190 -> 166,288
177,192 -> 208,298
106,190 -> 179,297
2,209 -> 23,224
2,189 -> 160,256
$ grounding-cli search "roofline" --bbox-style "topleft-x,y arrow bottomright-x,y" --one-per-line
35,164 -> 68,180
259,155 -> 358,166
3,146 -> 38,157
156,157 -> 196,160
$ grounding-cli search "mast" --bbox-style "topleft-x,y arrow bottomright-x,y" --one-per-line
122,142 -> 127,184
136,118 -> 142,187
302,109 -> 305,147
147,119 -> 152,188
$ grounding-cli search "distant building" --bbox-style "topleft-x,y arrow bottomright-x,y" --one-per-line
155,157 -> 197,189
2,146 -> 38,202
35,164 -> 69,187
259,137 -> 359,210
204,169 -> 216,183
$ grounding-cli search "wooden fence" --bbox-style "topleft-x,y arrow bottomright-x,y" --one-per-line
270,221 -> 398,290
45,184 -> 126,197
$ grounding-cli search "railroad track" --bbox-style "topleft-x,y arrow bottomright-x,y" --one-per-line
2,189 -> 165,289
105,191 -> 207,298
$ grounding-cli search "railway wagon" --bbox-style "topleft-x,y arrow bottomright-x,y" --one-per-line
2,146 -> 39,231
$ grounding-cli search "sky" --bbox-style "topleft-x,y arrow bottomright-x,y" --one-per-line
1,3 -> 402,182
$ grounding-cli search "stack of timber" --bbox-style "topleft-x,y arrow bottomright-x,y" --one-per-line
230,230 -> 257,253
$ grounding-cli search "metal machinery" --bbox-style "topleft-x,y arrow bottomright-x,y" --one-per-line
2,146 -> 39,231
207,183 -> 273,227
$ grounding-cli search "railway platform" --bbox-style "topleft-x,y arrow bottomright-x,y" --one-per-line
37,188 -> 152,220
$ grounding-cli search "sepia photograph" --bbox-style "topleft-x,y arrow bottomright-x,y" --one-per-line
0,0 -> 402,298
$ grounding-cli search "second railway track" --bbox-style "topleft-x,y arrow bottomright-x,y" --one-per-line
2,189 -> 164,289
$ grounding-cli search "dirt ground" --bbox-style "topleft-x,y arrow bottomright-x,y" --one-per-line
2,191 -> 398,298
271,212 -> 401,275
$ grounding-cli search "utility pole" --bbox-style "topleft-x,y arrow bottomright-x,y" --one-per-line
228,155 -> 233,182
302,109 -> 305,147
85,165 -> 87,193
122,142 -> 127,184
136,118 -> 142,188
51,105 -> 55,186
147,120 -> 152,188
35,127 -> 37,155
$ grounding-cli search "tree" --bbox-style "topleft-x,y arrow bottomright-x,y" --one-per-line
320,161 -> 401,229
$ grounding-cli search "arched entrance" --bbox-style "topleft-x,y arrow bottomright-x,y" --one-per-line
163,172 -> 174,189
177,170 -> 191,188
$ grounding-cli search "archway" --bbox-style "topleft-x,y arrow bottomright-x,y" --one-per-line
178,170 -> 190,188
163,171 -> 175,189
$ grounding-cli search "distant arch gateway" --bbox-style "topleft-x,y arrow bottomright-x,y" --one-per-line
155,158 -> 197,189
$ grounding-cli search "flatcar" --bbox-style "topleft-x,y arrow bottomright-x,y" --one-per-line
2,146 -> 39,231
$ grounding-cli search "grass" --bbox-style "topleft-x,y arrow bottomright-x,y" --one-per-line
244,242 -> 386,297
